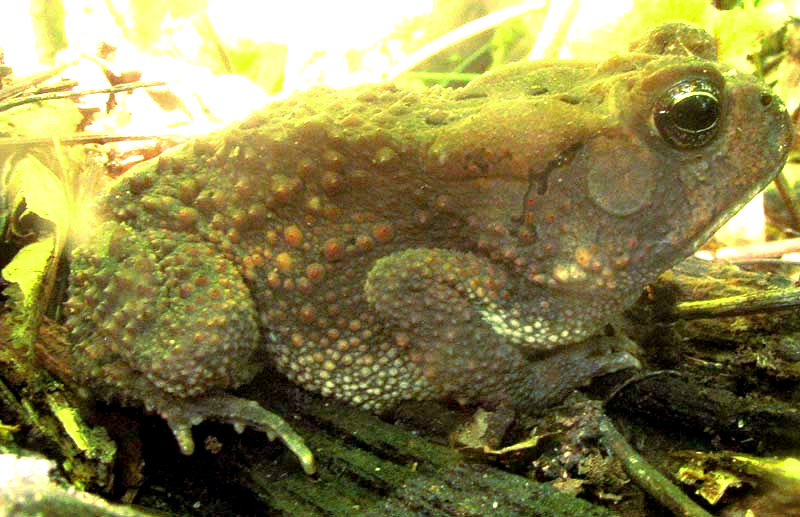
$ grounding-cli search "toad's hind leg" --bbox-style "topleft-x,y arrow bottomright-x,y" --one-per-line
65,222 -> 314,474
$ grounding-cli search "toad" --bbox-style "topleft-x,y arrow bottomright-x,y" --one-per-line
62,23 -> 792,474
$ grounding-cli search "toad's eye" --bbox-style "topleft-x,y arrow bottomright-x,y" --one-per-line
653,77 -> 721,149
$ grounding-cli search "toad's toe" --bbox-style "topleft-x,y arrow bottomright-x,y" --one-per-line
160,395 -> 316,475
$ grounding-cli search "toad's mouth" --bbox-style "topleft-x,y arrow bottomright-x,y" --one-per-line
668,159 -> 787,268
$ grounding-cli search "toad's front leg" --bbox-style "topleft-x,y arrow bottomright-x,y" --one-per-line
363,248 -> 640,409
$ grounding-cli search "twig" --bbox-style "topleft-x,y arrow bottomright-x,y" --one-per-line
0,81 -> 168,112
597,413 -> 714,517
388,1 -> 547,78
33,79 -> 80,95
528,0 -> 582,59
710,237 -> 800,261
0,133 -> 185,149
671,287 -> 800,321
398,71 -> 479,84
0,61 -> 75,102
772,171 -> 800,231
195,11 -> 232,74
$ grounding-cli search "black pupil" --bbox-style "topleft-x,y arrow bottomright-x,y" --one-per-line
671,93 -> 719,132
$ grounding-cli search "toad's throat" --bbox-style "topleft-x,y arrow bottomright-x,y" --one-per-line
472,285 -> 627,352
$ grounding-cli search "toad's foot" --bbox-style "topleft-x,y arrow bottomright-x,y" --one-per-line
515,335 -> 642,409
159,395 -> 316,475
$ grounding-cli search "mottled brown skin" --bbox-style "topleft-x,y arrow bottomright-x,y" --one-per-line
63,24 -> 792,468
